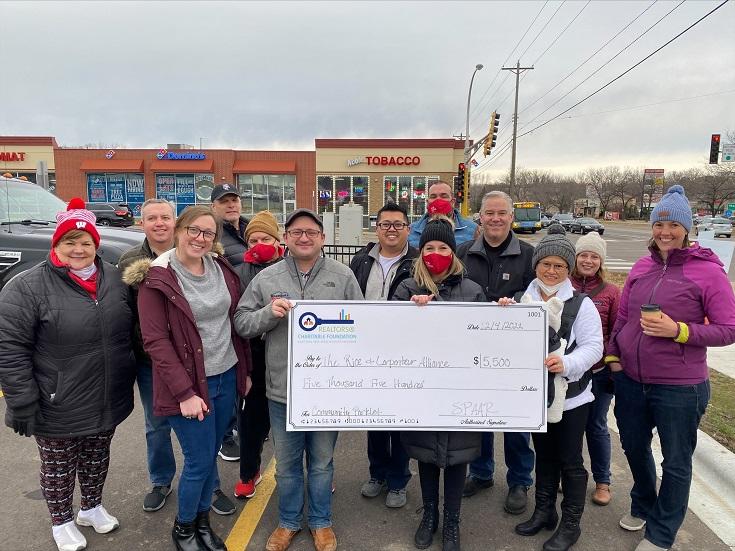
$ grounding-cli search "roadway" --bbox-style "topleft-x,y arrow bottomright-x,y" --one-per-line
0,389 -> 731,550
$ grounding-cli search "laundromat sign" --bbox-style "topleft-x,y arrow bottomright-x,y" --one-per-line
156,149 -> 207,160
346,155 -> 421,167
0,151 -> 26,162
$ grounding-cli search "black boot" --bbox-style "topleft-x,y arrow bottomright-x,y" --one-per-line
515,472 -> 560,536
543,471 -> 587,551
442,509 -> 461,551
195,511 -> 227,551
414,501 -> 439,549
172,519 -> 206,551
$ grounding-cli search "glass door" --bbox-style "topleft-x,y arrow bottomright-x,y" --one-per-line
284,200 -> 296,224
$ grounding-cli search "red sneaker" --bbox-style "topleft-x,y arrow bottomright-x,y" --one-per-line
234,471 -> 262,499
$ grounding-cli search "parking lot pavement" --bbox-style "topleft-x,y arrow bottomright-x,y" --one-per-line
1,394 -> 731,551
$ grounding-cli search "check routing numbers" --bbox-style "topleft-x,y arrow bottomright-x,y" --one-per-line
286,301 -> 548,432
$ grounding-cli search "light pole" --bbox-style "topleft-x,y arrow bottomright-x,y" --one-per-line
463,63 -> 483,217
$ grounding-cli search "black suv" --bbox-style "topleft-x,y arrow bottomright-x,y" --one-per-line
0,177 -> 144,289
85,202 -> 134,227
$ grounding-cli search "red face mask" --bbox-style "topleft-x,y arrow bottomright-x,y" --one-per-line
422,252 -> 453,275
244,243 -> 281,264
427,199 -> 453,216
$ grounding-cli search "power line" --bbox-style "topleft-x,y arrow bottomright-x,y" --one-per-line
560,88 -> 735,119
518,0 -> 730,139
518,0 -> 659,118
475,0 -> 730,176
466,1 -> 549,126
518,0 -> 686,129
469,0 -> 571,135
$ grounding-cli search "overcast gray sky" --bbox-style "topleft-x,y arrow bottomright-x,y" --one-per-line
2,0 -> 733,178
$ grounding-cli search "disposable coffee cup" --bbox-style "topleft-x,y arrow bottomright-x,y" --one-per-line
640,304 -> 662,319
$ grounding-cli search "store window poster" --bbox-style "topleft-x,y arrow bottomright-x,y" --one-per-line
176,175 -> 196,205
87,174 -> 108,202
156,175 -> 177,202
126,174 -> 145,216
107,174 -> 126,203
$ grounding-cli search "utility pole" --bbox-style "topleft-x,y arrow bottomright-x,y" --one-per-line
501,61 -> 533,200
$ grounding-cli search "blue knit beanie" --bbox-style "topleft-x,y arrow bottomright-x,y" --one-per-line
650,185 -> 692,231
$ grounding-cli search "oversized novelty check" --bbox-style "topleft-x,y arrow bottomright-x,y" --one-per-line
286,300 -> 549,432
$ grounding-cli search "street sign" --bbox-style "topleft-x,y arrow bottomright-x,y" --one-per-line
726,210 -> 732,218
728,203 -> 735,211
723,143 -> 735,163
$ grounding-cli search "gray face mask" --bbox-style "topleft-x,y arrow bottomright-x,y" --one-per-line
536,278 -> 565,297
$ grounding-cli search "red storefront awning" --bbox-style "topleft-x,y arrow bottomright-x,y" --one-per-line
80,159 -> 144,172
232,160 -> 296,174
150,159 -> 214,172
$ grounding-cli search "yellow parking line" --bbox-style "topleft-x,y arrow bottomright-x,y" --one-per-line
225,458 -> 277,550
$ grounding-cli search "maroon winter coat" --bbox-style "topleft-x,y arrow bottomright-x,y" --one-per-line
127,250 -> 252,417
571,273 -> 620,371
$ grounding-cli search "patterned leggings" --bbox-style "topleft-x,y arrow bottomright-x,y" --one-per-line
35,429 -> 115,525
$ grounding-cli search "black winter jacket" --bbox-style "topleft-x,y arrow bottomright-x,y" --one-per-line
391,273 -> 483,467
118,238 -> 161,363
220,217 -> 249,268
0,257 -> 136,438
456,233 -> 535,302
233,257 -> 284,388
349,242 -> 418,300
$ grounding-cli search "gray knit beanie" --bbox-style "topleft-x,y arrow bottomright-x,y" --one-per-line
650,185 -> 692,231
532,224 -> 576,270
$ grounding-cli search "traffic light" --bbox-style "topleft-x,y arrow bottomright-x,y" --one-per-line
710,134 -> 721,164
483,111 -> 501,156
455,163 -> 465,204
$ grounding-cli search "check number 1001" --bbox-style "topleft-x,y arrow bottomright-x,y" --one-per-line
473,355 -> 511,368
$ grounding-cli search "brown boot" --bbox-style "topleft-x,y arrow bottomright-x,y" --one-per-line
591,483 -> 611,506
265,527 -> 300,551
310,527 -> 337,551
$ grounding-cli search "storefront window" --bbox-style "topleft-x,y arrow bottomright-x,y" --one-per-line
382,175 -> 440,222
237,174 -> 296,223
155,173 -> 213,215
317,175 -> 371,228
383,176 -> 398,204
87,172 -> 146,216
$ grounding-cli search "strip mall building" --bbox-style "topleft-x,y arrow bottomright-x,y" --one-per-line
3,136 -> 466,226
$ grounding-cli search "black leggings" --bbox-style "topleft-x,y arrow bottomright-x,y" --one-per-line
418,461 -> 467,513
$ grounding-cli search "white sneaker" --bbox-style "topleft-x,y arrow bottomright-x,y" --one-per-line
76,505 -> 119,533
52,521 -> 87,551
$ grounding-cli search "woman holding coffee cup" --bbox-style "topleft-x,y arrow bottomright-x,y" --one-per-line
607,185 -> 735,551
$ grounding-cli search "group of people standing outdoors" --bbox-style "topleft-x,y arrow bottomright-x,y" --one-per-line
1,180 -> 733,551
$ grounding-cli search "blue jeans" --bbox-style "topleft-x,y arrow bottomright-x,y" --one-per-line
268,400 -> 338,530
169,367 -> 237,523
585,368 -> 614,484
613,371 -> 710,549
468,432 -> 534,488
367,431 -> 411,491
137,362 -> 176,487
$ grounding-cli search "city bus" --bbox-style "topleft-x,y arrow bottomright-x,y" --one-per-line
512,201 -> 542,233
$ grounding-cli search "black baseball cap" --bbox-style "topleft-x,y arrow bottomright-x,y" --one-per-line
210,183 -> 240,202
285,208 -> 323,230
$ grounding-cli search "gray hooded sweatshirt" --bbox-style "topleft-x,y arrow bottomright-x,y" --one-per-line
234,256 -> 363,403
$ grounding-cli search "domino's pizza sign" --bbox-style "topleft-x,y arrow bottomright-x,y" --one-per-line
156,148 -> 206,161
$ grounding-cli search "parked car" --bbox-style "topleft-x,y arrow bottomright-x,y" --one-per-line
1,176 -> 144,289
85,202 -> 134,227
569,217 -> 605,235
551,213 -> 575,230
694,216 -> 731,238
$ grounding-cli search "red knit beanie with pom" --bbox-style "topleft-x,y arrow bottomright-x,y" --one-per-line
51,198 -> 101,248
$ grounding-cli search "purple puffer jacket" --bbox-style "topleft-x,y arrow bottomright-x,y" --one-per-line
608,244 -> 735,385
